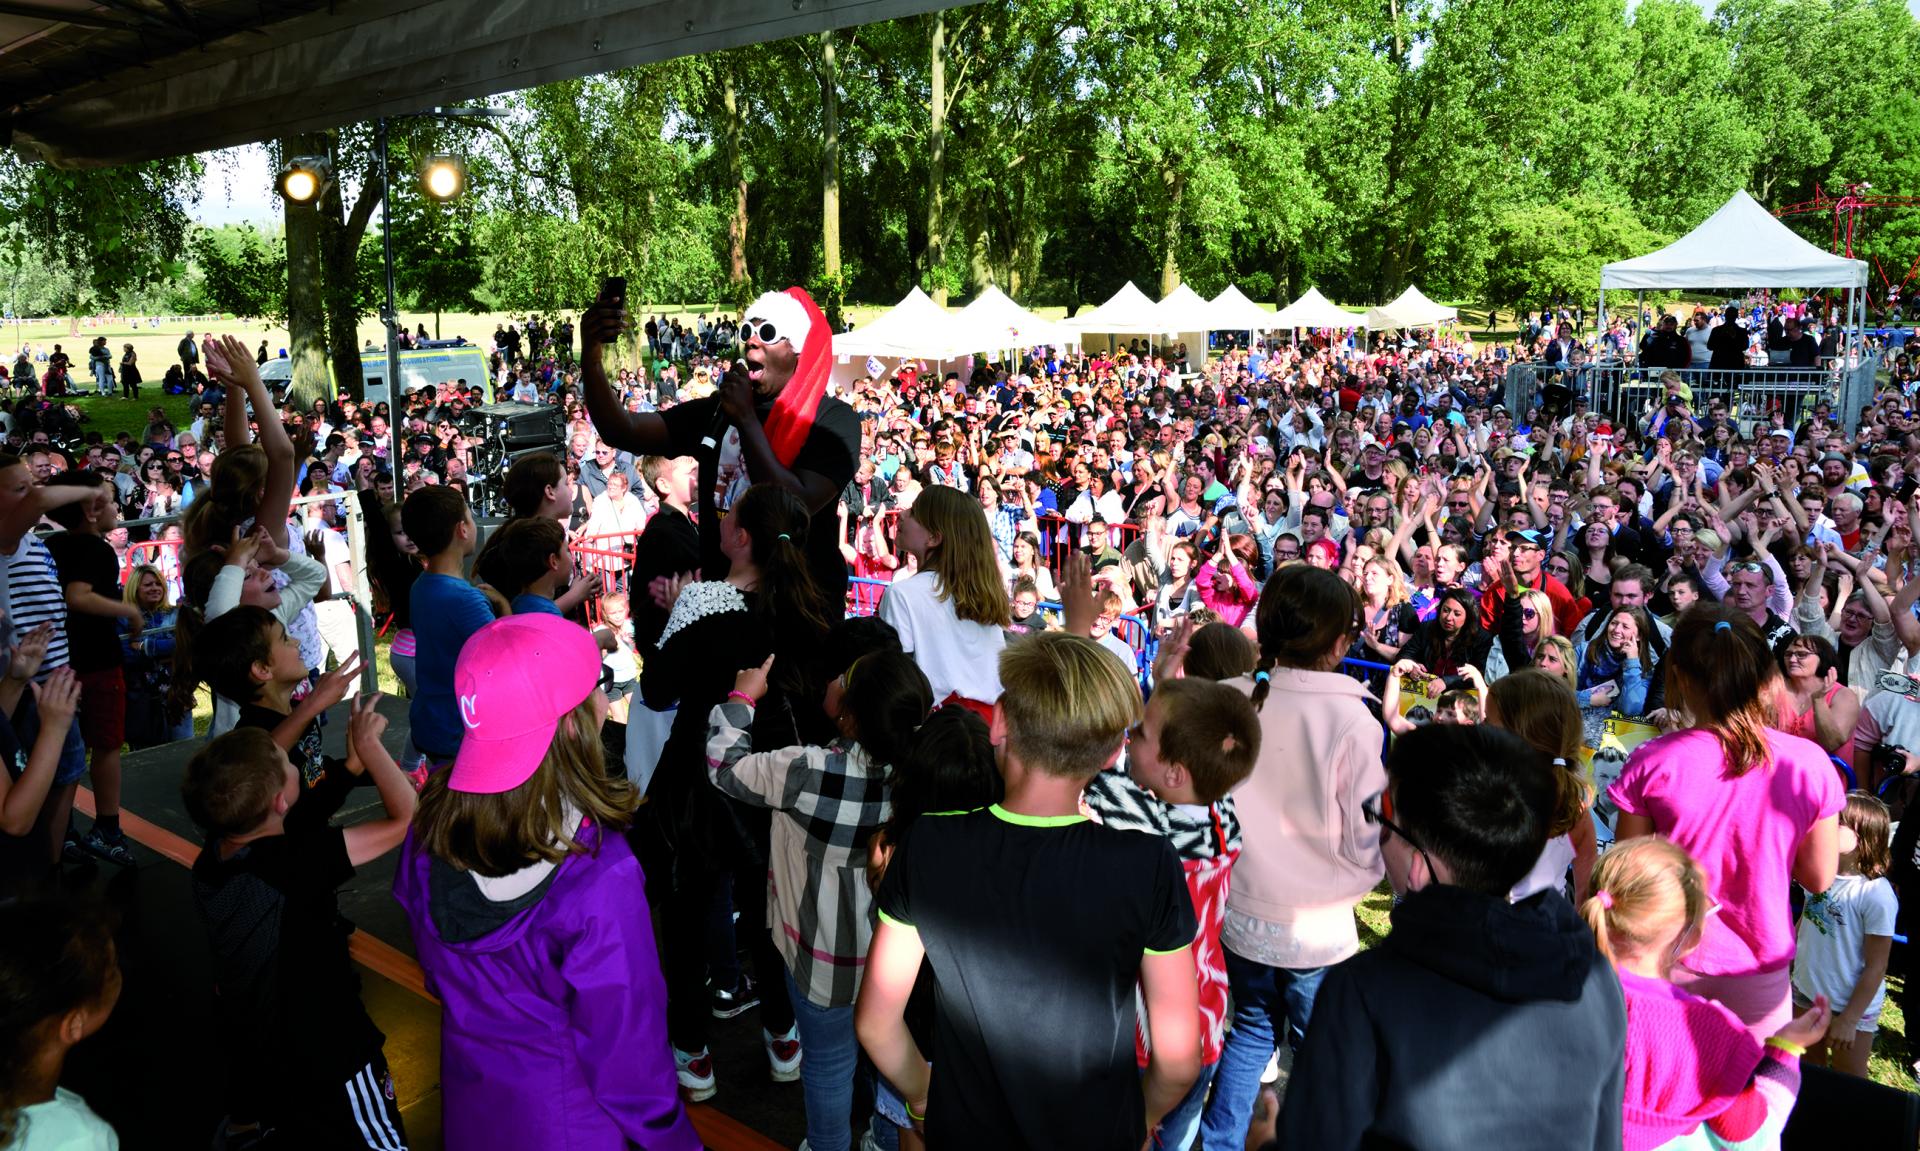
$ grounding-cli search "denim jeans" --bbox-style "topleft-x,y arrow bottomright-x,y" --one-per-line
783,967 -> 880,1151
1198,951 -> 1327,1150
1152,1059 -> 1217,1151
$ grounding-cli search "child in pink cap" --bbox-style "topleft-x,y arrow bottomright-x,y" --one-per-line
392,614 -> 699,1150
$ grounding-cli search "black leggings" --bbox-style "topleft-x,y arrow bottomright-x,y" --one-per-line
659,822 -> 794,1052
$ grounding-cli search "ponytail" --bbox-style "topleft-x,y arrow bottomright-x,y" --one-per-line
1580,836 -> 1709,968
732,485 -> 830,693
1666,604 -> 1774,777
1249,565 -> 1360,710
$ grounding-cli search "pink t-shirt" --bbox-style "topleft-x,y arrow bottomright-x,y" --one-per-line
1608,728 -> 1843,977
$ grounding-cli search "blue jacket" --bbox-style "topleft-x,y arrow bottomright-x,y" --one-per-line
393,819 -> 699,1150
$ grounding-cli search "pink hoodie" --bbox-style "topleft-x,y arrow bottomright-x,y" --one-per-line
1221,666 -> 1387,969
1196,558 -> 1260,627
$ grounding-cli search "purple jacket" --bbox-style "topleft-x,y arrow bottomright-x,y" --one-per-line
393,819 -> 699,1150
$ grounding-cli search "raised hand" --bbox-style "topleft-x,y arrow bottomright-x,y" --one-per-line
732,653 -> 776,702
8,622 -> 53,683
308,652 -> 363,713
29,667 -> 80,728
349,692 -> 389,754
1152,616 -> 1196,683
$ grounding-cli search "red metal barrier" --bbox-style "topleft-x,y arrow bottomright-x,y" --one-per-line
1032,513 -> 1142,579
569,531 -> 639,627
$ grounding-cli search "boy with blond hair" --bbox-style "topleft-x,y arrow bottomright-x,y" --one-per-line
857,632 -> 1201,1149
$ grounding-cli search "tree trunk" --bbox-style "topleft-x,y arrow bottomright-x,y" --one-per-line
723,63 -> 750,312
315,132 -> 385,407
819,30 -> 842,326
927,11 -> 948,305
1160,168 -> 1185,297
968,221 -> 993,296
282,134 -> 329,412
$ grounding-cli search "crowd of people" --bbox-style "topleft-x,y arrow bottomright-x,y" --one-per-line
0,283 -> 1917,1150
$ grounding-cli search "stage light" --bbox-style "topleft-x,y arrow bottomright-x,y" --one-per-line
276,156 -> 332,204
421,155 -> 467,201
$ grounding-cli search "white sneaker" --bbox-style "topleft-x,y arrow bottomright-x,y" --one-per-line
674,1045 -> 717,1102
1261,1049 -> 1281,1084
765,1024 -> 803,1082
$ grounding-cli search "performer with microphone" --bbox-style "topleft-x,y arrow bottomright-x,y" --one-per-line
580,283 -> 861,611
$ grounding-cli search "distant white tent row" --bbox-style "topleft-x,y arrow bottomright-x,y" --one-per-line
833,279 -> 1456,372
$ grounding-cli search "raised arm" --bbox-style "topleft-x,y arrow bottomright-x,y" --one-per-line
208,335 -> 295,546
579,297 -> 673,456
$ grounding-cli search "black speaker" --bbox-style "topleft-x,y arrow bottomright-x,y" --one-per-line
464,401 -> 564,452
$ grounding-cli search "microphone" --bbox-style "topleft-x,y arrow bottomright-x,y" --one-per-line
699,404 -> 730,452
702,360 -> 749,451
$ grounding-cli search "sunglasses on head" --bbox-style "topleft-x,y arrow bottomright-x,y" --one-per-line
1726,560 -> 1767,575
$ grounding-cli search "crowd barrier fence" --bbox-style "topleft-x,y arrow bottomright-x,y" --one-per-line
1502,358 -> 1878,436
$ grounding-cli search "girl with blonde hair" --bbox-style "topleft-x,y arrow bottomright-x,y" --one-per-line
878,485 -> 1013,712
1583,837 -> 1829,1149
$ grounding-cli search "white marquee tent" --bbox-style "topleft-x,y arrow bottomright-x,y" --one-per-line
952,285 -> 1077,354
1599,190 -> 1867,291
1208,285 -> 1279,331
1365,285 -> 1457,330
1273,287 -> 1369,330
1064,282 -> 1164,335
833,287 -> 969,359
1598,190 -> 1870,356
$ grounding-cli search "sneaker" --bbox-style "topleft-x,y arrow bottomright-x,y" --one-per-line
673,1046 -> 716,1103
78,827 -> 136,868
1260,1049 -> 1281,1085
711,974 -> 759,1020
764,1025 -> 802,1082
62,831 -> 91,866
405,762 -> 431,793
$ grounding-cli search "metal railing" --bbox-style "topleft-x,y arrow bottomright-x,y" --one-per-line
1502,358 -> 1879,435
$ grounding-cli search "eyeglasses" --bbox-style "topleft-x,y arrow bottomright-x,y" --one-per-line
1725,560 -> 1767,575
1362,796 -> 1432,863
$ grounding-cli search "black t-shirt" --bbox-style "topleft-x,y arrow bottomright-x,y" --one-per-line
875,805 -> 1196,1150
191,765 -> 383,1116
45,531 -> 122,673
235,703 -> 344,811
659,393 -> 861,608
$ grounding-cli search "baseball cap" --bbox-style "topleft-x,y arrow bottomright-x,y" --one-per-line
447,615 -> 604,795
1505,528 -> 1545,547
1767,427 -> 1793,441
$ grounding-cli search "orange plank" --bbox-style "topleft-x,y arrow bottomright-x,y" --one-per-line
76,789 -> 785,1151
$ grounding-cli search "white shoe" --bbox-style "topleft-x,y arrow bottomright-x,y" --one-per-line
1261,1049 -> 1281,1085
765,1024 -> 803,1082
674,1045 -> 717,1102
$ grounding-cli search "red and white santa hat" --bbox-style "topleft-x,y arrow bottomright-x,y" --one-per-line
745,287 -> 833,467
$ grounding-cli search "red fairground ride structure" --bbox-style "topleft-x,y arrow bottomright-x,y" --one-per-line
1774,182 -> 1920,305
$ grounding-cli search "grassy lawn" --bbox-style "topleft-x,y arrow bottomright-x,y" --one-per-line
1353,880 -> 1917,1093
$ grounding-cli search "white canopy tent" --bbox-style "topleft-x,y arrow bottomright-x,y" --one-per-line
831,287 -> 974,392
1066,281 -> 1208,366
952,285 -> 1078,356
833,287 -> 969,359
1208,285 -> 1279,331
1598,190 -> 1869,357
1365,285 -> 1457,330
1273,287 -> 1370,330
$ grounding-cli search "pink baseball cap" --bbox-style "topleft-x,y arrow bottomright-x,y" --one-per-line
447,614 -> 603,795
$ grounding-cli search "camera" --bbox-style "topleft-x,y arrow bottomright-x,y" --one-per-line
1871,743 -> 1911,778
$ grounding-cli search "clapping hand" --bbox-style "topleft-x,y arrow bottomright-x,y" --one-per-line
651,571 -> 696,613
29,667 -> 80,728
7,622 -> 53,683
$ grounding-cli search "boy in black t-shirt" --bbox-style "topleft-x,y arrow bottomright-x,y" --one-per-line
42,471 -> 144,866
857,632 -> 1201,1150
183,698 -> 417,1147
